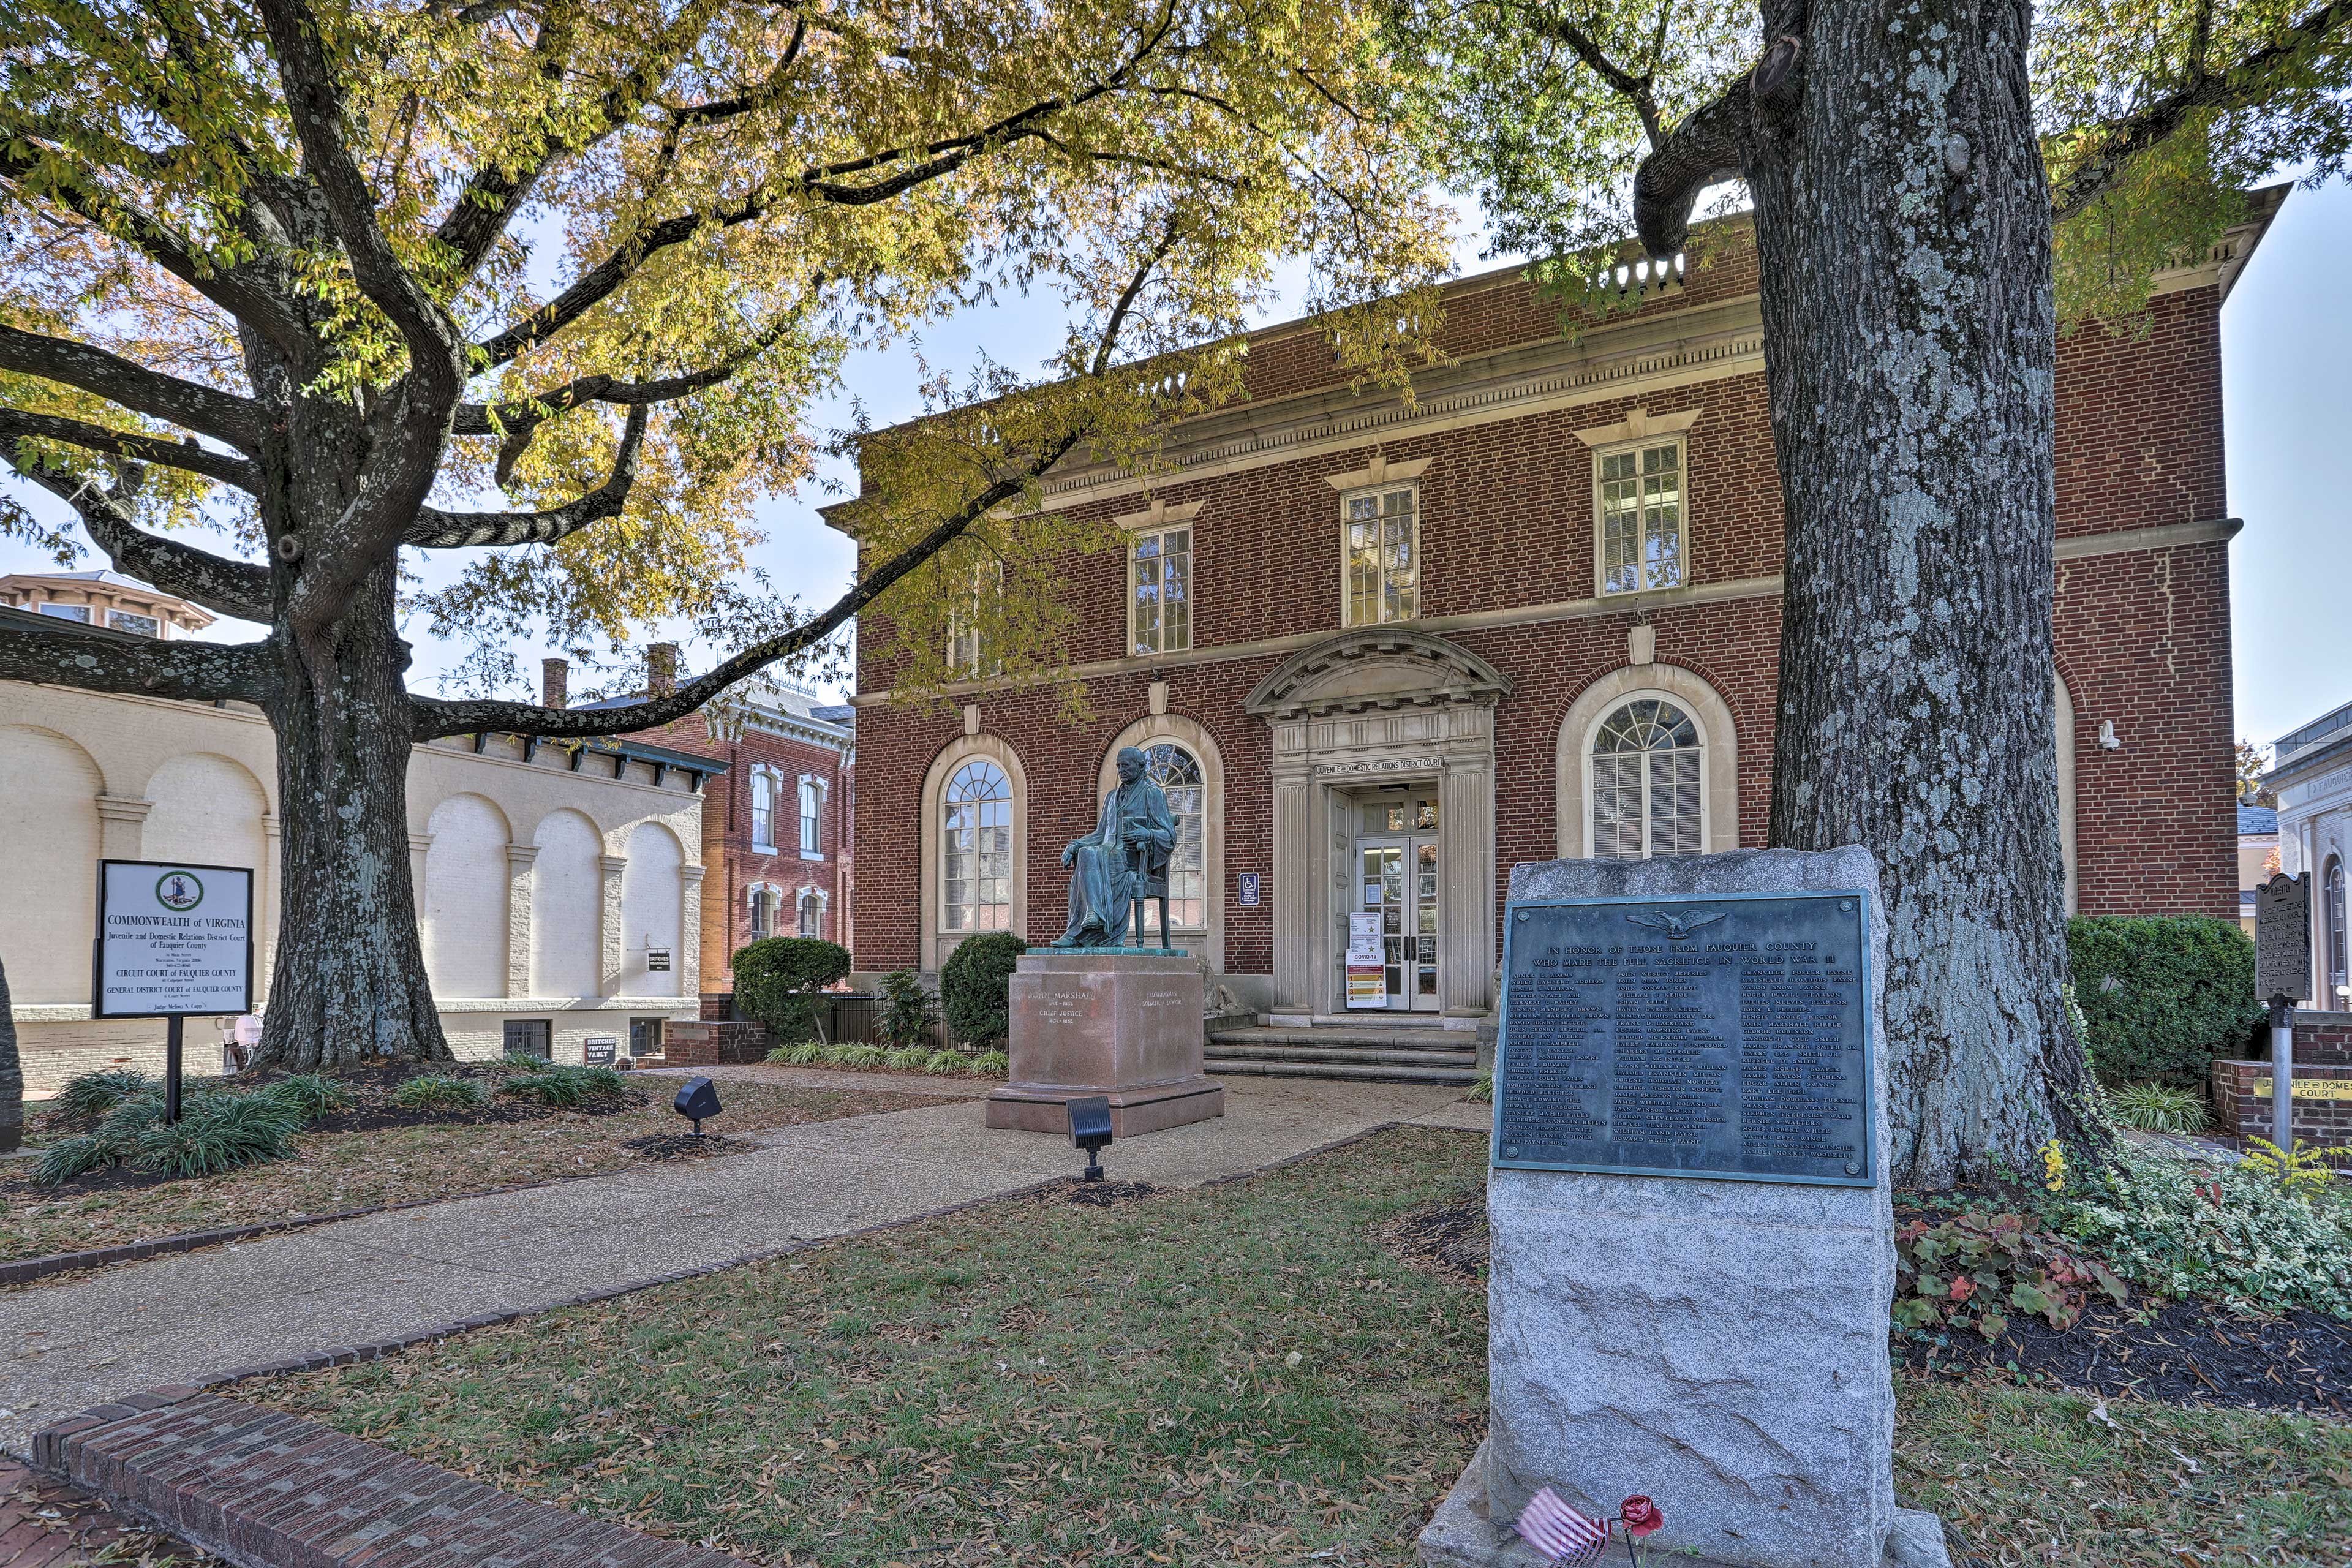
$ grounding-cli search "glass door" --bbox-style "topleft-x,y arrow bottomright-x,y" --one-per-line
1356,834 -> 1441,1011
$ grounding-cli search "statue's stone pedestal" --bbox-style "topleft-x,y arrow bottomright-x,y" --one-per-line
986,950 -> 1224,1137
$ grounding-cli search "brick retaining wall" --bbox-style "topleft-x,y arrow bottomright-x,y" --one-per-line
34,1386 -> 750,1568
2209,1059 -> 2352,1142
662,1020 -> 774,1066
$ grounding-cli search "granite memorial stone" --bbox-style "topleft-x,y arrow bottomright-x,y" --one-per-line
1417,846 -> 1950,1568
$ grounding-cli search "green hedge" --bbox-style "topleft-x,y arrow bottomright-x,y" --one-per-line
734,937 -> 853,1041
941,932 -> 1028,1046
2065,915 -> 2263,1087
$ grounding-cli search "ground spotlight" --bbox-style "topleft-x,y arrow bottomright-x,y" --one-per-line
1067,1095 -> 1113,1182
674,1076 -> 722,1136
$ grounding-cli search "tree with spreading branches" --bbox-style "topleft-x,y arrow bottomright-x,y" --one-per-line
1406,0 -> 2351,1185
1,0 -> 1450,1070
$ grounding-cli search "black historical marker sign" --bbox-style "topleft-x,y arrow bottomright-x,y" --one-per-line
2255,872 -> 2312,1004
1493,891 -> 1875,1186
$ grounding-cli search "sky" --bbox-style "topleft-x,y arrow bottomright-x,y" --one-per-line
5,176 -> 2348,747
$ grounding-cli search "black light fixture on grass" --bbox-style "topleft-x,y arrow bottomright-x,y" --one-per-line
675,1076 -> 722,1136
1067,1095 -> 1114,1182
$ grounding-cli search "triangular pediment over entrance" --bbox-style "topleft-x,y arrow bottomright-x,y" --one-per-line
1242,629 -> 1512,720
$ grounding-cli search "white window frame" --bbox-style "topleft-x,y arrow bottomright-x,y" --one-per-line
940,758 -> 1014,934
747,883 -> 777,940
1583,693 -> 1709,860
947,559 -> 1005,678
797,887 -> 829,939
1591,434 -> 1689,598
1127,523 -> 1194,655
797,774 -> 826,859
1336,481 -> 1420,628
748,766 -> 780,852
107,608 -> 161,637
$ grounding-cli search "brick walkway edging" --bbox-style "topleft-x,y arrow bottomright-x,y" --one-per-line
34,1386 -> 752,1568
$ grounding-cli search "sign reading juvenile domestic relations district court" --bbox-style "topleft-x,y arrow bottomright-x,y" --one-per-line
92,860 -> 254,1019
1493,890 -> 1875,1186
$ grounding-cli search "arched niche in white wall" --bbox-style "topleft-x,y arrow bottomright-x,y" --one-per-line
0,725 -> 102,1005
619,820 -> 685,995
530,809 -> 603,998
424,794 -> 511,998
1555,665 -> 1741,859
143,753 -> 268,879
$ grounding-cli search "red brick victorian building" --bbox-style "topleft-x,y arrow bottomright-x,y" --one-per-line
842,200 -> 2275,1033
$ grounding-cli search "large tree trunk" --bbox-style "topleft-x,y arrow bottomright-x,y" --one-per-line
253,562 -> 451,1070
1743,0 -> 2098,1185
0,956 -> 20,1155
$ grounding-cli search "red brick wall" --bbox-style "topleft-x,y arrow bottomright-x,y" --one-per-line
849,271 -> 2239,975
2209,1060 -> 2352,1142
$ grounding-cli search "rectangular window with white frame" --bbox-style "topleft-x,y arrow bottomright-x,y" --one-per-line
1129,526 -> 1192,655
1596,437 -> 1686,596
1341,484 -> 1417,626
947,559 -> 1005,678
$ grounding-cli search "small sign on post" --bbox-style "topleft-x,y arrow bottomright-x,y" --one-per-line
2255,870 -> 2312,1154
1345,911 -> 1385,1009
92,861 -> 255,1123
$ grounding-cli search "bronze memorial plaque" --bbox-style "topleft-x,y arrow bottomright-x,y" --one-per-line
1493,891 -> 1875,1186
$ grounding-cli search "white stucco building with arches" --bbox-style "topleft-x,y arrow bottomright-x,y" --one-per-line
1,599 -> 715,1086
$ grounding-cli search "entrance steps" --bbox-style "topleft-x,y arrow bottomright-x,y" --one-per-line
1205,1023 -> 1482,1086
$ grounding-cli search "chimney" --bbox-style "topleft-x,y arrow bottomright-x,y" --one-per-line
648,642 -> 679,697
541,657 -> 570,709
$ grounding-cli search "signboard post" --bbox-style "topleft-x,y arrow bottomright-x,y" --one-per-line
92,861 -> 255,1123
1344,911 -> 1385,1009
2255,871 -> 2312,1152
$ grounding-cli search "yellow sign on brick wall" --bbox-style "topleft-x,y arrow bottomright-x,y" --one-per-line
2252,1079 -> 2352,1101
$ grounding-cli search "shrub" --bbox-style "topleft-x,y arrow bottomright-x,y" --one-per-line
502,1051 -> 552,1072
767,1041 -> 826,1066
924,1050 -> 967,1075
502,1065 -> 625,1107
1894,1209 -> 2128,1340
2051,1142 -> 2352,1317
734,937 -> 853,1042
834,1044 -> 886,1069
884,1046 -> 930,1071
876,970 -> 938,1050
33,1134 -> 118,1189
134,1095 -> 302,1179
53,1068 -> 157,1125
941,932 -> 1028,1046
2066,915 -> 2263,1086
394,1074 -> 489,1111
1466,1068 -> 1494,1105
969,1049 -> 1010,1078
2105,1080 -> 2212,1133
258,1073 -> 356,1123
96,1093 -> 170,1147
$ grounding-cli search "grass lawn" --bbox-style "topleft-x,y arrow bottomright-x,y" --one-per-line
254,1126 -> 2352,1568
0,1078 -> 933,1266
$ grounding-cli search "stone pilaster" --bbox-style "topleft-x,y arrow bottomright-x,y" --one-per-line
505,843 -> 540,998
259,813 -> 281,990
1268,756 -> 1316,1017
679,864 -> 707,997
93,795 -> 152,858
598,854 -> 628,997
408,832 -> 434,920
1438,756 -> 1495,1017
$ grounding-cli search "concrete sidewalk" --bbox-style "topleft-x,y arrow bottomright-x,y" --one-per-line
0,1077 -> 1475,1453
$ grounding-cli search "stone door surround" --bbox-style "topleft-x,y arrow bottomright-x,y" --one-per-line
1245,628 -> 1511,1022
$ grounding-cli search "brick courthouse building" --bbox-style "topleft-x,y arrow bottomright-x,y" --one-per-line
842,200 -> 2275,1037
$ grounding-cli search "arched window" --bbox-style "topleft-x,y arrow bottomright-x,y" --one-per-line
943,761 -> 1012,931
799,888 -> 824,938
750,769 -> 777,850
748,885 -> 773,940
799,777 -> 821,855
2328,858 -> 2347,1009
1591,698 -> 1704,860
1137,743 -> 1205,937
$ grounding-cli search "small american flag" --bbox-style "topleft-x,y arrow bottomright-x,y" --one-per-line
1515,1487 -> 1611,1564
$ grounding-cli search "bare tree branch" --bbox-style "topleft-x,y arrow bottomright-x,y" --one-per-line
1631,75 -> 1753,256
0,609 -> 268,702
1,447 -> 274,622
2051,0 -> 2352,221
454,315 -> 798,483
1525,6 -> 1663,140
0,407 -> 262,491
406,404 -> 647,546
0,324 -> 263,450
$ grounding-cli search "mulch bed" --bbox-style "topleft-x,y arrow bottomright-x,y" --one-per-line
619,1132 -> 758,1161
1380,1189 -> 1487,1284
1901,1298 -> 2352,1417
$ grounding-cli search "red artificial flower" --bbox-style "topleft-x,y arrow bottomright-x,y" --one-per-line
1620,1497 -> 1664,1538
